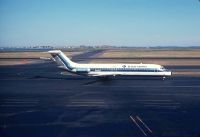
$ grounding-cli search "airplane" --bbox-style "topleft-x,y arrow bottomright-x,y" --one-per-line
48,50 -> 172,79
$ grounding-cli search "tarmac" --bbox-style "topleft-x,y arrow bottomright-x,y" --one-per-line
0,51 -> 200,137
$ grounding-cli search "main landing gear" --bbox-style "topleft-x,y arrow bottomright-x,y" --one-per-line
162,76 -> 166,80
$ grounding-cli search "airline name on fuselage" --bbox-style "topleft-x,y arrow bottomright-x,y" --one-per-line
122,65 -> 147,68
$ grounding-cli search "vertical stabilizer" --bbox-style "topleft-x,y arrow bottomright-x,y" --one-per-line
48,50 -> 77,70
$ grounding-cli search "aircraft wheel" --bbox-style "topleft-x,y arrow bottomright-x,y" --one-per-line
162,76 -> 166,80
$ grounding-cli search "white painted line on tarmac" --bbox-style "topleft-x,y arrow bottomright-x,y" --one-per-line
130,115 -> 147,136
136,116 -> 152,133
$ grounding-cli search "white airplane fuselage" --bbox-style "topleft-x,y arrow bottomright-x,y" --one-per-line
48,50 -> 172,77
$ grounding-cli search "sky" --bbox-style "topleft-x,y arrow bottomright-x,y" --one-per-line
0,0 -> 200,47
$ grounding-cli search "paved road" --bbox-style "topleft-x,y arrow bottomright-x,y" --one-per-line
71,50 -> 105,63
0,59 -> 200,137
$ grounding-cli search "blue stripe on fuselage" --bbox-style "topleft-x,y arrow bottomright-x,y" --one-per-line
89,68 -> 164,72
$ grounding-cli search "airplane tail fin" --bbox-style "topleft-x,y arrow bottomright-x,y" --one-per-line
48,50 -> 77,70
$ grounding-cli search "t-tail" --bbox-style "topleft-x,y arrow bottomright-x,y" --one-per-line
48,50 -> 77,71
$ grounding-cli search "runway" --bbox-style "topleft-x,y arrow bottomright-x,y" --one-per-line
0,53 -> 200,137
